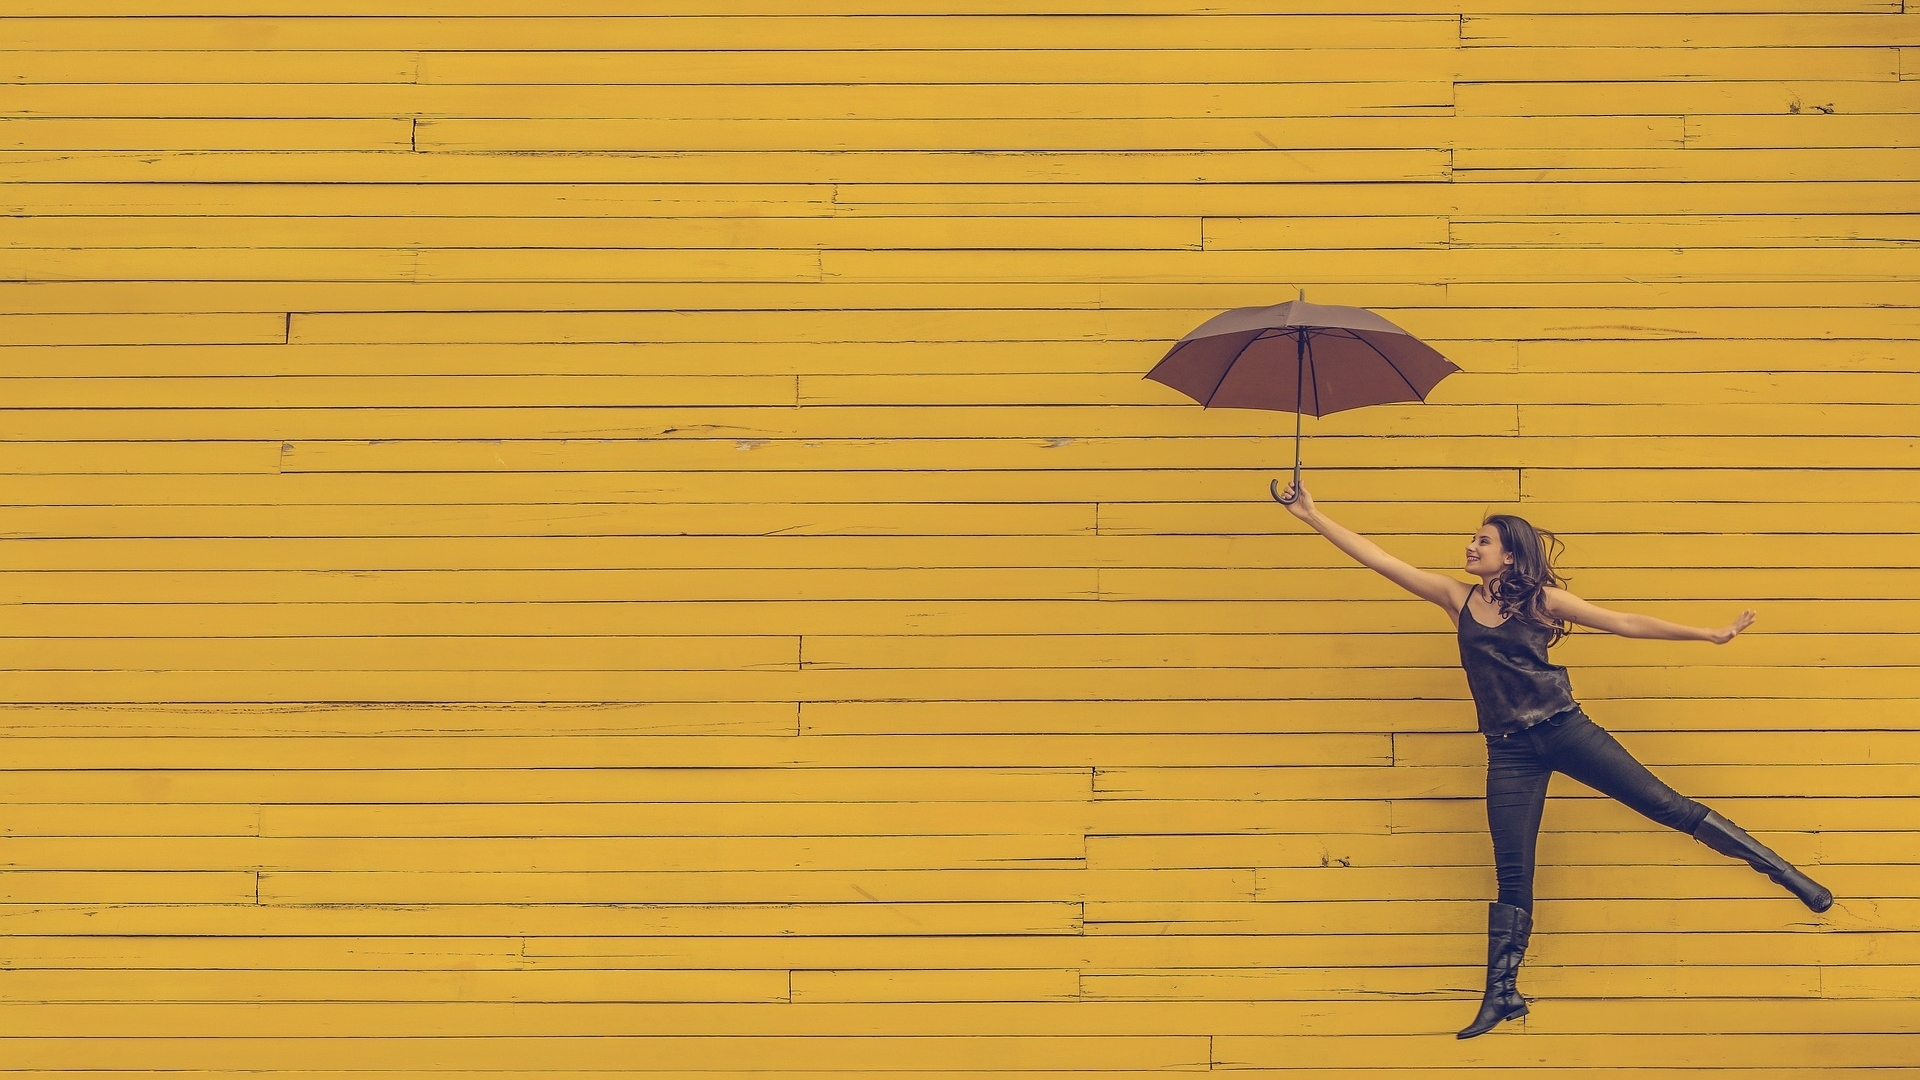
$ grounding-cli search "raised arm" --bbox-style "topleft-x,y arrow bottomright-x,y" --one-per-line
1545,587 -> 1756,644
1276,479 -> 1470,614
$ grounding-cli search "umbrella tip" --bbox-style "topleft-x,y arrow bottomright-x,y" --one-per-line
1296,287 -> 1306,303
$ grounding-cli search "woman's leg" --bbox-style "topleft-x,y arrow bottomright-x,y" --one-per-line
1460,734 -> 1552,1039
1535,710 -> 1708,834
1485,733 -> 1554,911
1539,711 -> 1831,911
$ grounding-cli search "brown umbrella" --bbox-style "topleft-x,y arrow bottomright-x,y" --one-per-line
1144,297 -> 1459,504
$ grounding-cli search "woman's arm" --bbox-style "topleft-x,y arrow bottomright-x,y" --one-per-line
1545,587 -> 1756,644
1276,480 -> 1470,613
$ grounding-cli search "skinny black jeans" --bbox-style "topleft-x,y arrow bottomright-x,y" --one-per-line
1485,707 -> 1711,911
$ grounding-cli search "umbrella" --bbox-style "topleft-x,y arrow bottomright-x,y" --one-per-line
1144,296 -> 1459,504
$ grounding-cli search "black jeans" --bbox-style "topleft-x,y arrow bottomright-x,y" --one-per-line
1484,707 -> 1711,911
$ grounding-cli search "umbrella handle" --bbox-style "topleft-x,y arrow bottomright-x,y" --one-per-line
1271,461 -> 1305,505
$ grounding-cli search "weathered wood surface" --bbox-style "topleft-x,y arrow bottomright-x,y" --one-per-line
0,4 -> 1916,1076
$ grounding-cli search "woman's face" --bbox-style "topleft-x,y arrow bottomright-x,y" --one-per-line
1466,526 -> 1513,576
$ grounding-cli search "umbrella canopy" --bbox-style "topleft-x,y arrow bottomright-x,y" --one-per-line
1144,298 -> 1459,502
1146,299 -> 1457,415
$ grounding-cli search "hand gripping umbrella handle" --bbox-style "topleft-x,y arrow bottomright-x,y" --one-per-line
1271,462 -> 1303,506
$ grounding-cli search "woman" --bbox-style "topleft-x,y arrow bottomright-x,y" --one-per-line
1275,480 -> 1832,1039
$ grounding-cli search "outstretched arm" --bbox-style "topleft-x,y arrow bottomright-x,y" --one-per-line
1545,587 -> 1756,644
1276,480 -> 1470,614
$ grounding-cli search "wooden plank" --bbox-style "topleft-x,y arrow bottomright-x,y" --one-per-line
1,215 -> 1209,251
0,375 -> 802,409
0,441 -> 281,474
0,51 -> 419,83
1,591 -> 1911,635
1525,467 -> 1920,502
0,340 -> 1166,375
0,968 -> 793,1003
804,696 -> 1920,734
0,805 -> 260,836
1458,45 -> 1899,81
0,314 -> 287,346
1462,13 -> 1920,47
1689,113 -> 1920,148
0,81 -> 1456,120
1218,1033 -> 1920,1069
0,182 -> 838,218
790,969 -> 1081,1003
1084,833 -> 1848,874
2,0 -> 1898,12
0,767 -> 1093,803
259,869 -> 1254,904
415,115 -> 1680,152
0,1000 -> 1913,1043
1392,797 -> 1920,835
0,1034 -> 1211,1071
0,733 -> 1389,769
0,702 -> 800,737
1458,78 -> 1920,116
2,118 -> 412,152
820,246 -> 1920,281
1511,338 -> 1920,371
1452,214 -> 1920,247
0,928 -> 1905,972
1101,567 -> 1920,603
1456,147 -> 1920,182
0,503 -> 1102,539
0,636 -> 803,672
0,870 -> 254,903
3,834 -> 1088,873
39,432 -> 1918,476
1519,403 -> 1920,437
9,247 -> 825,283
1204,215 -> 1450,249
0,664 -> 1908,706
1086,898 -> 1909,937
0,463 -> 1512,499
1095,763 -> 1920,801
1397,730 -> 1920,767
0,148 -> 1455,185
1444,179 -> 1920,215
0,15 -> 1462,51
19,432 -> 1920,483
254,306 -> 1365,346
415,49 -> 1463,86
484,929 -> 1920,971
1082,963 -> 1823,999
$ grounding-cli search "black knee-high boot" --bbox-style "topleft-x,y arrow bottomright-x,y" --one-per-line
1457,901 -> 1532,1039
1691,810 -> 1833,912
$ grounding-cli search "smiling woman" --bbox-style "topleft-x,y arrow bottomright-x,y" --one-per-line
1275,478 -> 1833,1040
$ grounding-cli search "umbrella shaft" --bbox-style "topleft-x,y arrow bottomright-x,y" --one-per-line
1293,330 -> 1306,478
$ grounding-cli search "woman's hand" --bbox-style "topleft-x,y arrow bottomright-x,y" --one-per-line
1708,609 -> 1758,645
1272,478 -> 1317,521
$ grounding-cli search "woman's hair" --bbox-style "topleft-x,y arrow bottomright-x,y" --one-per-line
1481,513 -> 1571,645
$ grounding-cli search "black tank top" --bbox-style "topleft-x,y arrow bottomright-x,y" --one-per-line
1457,591 -> 1578,736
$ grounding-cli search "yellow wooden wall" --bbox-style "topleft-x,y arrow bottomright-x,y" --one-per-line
2,2 -> 1918,1076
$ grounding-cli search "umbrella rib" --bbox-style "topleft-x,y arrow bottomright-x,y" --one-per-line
1199,332 -> 1262,408
1351,330 -> 1427,401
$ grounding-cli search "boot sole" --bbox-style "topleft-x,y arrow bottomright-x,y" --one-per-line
1455,1002 -> 1527,1040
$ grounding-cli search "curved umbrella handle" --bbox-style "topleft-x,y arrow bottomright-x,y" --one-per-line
1271,477 -> 1297,506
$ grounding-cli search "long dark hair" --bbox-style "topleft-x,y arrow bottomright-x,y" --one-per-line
1481,514 -> 1570,645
